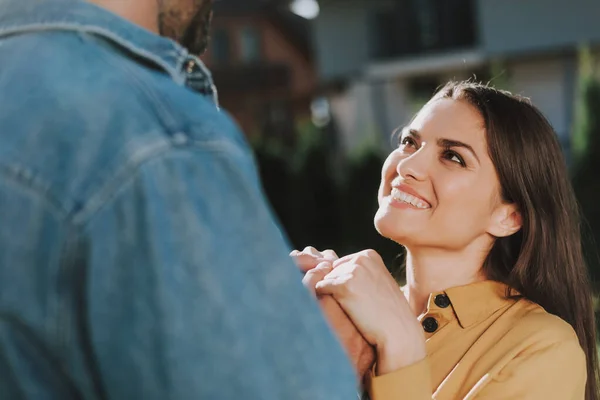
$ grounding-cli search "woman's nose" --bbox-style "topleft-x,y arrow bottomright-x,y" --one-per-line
396,149 -> 429,182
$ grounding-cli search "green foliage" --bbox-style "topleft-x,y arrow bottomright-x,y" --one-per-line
572,47 -> 600,168
488,60 -> 512,91
571,47 -> 600,283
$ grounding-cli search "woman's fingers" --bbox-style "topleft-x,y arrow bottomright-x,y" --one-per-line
293,253 -> 325,273
332,249 -> 379,269
302,261 -> 333,295
302,246 -> 322,256
314,250 -> 426,363
321,249 -> 339,260
332,254 -> 353,268
314,274 -> 352,297
291,247 -> 340,273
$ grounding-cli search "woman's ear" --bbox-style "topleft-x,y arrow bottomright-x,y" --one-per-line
487,203 -> 522,238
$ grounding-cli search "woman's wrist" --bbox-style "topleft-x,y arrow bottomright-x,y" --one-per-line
375,329 -> 426,376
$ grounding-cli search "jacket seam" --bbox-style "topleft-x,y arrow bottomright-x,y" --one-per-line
57,225 -> 107,400
0,136 -> 243,228
0,164 -> 70,219
70,139 -> 246,226
0,141 -> 243,397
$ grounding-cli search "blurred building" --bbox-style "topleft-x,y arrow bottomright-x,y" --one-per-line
311,0 -> 600,156
202,0 -> 318,142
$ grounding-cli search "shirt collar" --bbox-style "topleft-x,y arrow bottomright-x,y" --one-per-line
0,0 -> 216,100
409,280 -> 517,329
441,280 -> 517,328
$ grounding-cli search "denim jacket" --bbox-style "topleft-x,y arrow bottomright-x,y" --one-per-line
0,1 -> 357,398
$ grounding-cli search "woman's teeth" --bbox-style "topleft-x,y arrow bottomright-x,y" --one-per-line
391,188 -> 430,209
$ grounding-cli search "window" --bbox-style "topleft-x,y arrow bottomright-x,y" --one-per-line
370,0 -> 476,60
212,29 -> 231,65
240,26 -> 262,63
415,0 -> 439,49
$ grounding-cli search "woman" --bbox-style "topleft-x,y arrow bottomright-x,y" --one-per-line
293,81 -> 599,399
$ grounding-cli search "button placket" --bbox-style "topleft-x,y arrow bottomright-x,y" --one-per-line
420,292 -> 454,336
182,57 -> 217,100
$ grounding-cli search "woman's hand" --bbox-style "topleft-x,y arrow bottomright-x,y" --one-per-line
290,246 -> 339,273
315,250 -> 427,375
290,247 -> 376,381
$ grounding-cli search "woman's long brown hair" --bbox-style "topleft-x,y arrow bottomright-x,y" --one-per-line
432,81 -> 599,400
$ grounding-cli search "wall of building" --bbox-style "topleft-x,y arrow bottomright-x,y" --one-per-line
328,80 -> 381,153
312,0 -> 393,81
507,56 -> 577,140
204,15 -> 316,100
329,56 -> 580,155
203,14 -> 318,136
262,19 -> 317,99
478,0 -> 600,56
314,0 -> 598,157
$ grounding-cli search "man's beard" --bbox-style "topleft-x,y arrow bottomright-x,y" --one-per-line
158,0 -> 213,55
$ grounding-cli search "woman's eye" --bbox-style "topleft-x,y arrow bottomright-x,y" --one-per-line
399,136 -> 417,149
443,150 -> 466,167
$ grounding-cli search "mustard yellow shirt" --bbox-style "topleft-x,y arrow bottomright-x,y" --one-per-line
369,281 -> 587,399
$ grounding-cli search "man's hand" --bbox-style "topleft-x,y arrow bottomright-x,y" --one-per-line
291,247 -> 376,381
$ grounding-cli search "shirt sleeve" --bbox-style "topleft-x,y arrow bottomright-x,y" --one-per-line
467,338 -> 587,400
77,145 -> 358,399
368,338 -> 586,400
368,358 -> 433,400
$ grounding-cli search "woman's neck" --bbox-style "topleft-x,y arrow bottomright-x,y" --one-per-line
403,245 -> 489,316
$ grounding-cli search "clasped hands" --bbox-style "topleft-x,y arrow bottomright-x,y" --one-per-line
291,247 -> 427,381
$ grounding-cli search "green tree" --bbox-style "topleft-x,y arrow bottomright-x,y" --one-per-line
572,47 -> 600,284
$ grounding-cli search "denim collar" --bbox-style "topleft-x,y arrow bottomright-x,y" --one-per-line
0,0 -> 217,103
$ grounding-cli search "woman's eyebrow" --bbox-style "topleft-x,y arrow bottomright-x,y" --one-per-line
403,127 -> 480,164
438,138 -> 480,164
400,127 -> 421,140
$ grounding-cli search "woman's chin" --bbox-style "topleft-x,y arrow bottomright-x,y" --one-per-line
374,212 -> 416,246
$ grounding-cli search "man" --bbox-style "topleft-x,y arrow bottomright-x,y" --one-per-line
0,0 -> 364,398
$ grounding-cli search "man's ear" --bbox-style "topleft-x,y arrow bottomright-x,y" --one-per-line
487,203 -> 522,238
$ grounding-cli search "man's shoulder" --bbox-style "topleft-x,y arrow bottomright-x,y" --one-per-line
0,30 -> 247,218
0,28 -> 233,141
0,29 -> 168,114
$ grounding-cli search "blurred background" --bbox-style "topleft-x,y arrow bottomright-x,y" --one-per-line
200,0 -> 600,281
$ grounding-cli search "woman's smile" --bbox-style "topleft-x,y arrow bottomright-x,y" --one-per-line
388,182 -> 432,210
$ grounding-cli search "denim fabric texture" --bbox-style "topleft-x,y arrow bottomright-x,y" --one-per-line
0,1 -> 357,398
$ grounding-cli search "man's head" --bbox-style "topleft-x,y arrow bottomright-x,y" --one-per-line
157,0 -> 214,55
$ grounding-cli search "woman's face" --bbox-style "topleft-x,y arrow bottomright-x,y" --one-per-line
375,98 -> 506,251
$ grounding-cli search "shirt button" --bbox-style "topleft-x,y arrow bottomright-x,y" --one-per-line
186,59 -> 199,74
422,316 -> 438,333
434,294 -> 451,308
